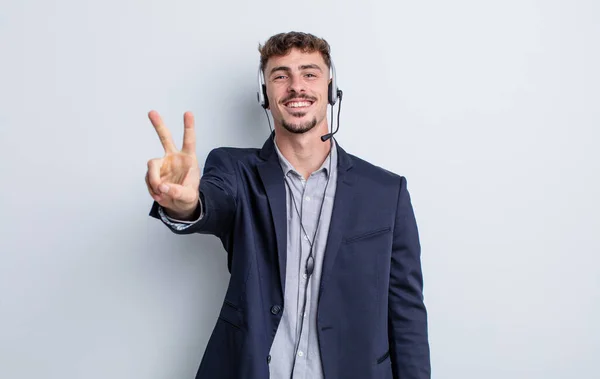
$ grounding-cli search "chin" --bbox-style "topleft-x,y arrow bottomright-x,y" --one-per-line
281,116 -> 318,134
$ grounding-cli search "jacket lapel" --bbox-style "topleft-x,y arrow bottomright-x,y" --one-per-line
319,141 -> 355,301
257,135 -> 287,293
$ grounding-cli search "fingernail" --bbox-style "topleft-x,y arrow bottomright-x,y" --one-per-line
159,184 -> 169,193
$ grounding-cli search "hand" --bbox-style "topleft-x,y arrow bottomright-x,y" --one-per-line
146,110 -> 200,219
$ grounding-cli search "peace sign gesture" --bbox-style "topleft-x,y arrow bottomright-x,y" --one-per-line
145,110 -> 201,220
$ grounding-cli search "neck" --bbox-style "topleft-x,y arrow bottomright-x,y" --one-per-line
274,122 -> 332,180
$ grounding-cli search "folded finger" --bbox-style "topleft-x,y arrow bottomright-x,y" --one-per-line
146,158 -> 163,194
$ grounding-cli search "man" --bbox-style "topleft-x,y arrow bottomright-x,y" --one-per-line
146,31 -> 430,379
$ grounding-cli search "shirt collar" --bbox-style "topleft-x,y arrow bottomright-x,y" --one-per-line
273,137 -> 337,178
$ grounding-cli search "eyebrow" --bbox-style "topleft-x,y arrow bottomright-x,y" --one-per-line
269,64 -> 323,75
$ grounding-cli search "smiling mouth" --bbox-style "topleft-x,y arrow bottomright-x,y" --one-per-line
284,99 -> 314,110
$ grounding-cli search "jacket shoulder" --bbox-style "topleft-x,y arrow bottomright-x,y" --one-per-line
202,146 -> 262,169
206,146 -> 261,159
347,153 -> 404,186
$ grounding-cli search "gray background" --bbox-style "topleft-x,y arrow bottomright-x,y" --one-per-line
1,0 -> 598,378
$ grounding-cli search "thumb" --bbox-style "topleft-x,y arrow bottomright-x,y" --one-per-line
159,182 -> 198,204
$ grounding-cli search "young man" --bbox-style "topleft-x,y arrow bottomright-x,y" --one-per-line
146,31 -> 430,379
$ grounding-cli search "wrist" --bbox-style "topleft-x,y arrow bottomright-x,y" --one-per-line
164,200 -> 200,221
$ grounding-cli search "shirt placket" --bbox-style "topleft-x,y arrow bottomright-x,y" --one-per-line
292,172 -> 322,379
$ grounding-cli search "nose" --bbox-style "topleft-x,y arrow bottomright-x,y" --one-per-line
287,74 -> 305,94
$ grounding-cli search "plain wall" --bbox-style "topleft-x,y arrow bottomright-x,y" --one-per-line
0,0 -> 598,378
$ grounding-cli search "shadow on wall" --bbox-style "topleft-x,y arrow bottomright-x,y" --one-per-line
232,86 -> 271,147
142,215 -> 233,377
186,56 -> 270,150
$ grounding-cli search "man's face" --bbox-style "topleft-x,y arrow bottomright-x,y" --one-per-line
263,48 -> 330,134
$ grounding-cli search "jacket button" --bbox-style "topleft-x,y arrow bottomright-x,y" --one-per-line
270,305 -> 282,315
267,355 -> 271,364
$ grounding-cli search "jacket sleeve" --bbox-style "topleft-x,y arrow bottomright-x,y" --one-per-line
148,148 -> 238,239
388,176 -> 431,379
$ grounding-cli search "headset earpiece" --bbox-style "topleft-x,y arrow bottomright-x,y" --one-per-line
261,84 -> 269,109
257,67 -> 269,109
328,60 -> 339,106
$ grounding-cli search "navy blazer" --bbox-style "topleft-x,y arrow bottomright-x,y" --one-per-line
149,135 -> 430,379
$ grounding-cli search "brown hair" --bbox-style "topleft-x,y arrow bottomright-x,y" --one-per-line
258,31 -> 332,73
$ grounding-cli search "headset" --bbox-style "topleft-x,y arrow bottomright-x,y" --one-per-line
257,58 -> 343,142
257,59 -> 341,108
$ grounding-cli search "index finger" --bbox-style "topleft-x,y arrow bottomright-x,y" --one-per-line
148,110 -> 177,153
182,111 -> 196,154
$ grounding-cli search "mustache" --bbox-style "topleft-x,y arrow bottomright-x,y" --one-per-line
280,93 -> 316,104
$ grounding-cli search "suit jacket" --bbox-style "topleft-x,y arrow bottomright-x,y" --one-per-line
149,135 -> 431,379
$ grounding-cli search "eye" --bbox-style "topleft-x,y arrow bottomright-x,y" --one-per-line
273,75 -> 287,81
305,73 -> 316,78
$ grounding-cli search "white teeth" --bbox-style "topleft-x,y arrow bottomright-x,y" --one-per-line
287,101 -> 312,108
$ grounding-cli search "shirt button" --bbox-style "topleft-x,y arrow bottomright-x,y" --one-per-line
267,355 -> 271,364
304,235 -> 309,241
303,273 -> 308,279
305,196 -> 311,201
298,351 -> 304,357
270,305 -> 282,315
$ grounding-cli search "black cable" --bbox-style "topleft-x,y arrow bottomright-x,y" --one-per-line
264,108 -> 274,140
285,139 -> 332,379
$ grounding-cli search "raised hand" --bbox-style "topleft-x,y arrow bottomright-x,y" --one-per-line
146,110 -> 201,220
